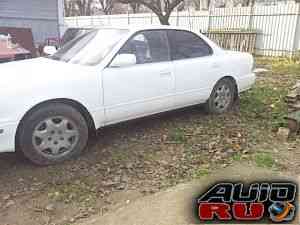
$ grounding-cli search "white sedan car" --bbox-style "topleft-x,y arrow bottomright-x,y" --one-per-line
0,26 -> 255,165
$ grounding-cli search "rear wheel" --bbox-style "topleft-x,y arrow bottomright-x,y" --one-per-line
18,103 -> 89,165
205,78 -> 236,114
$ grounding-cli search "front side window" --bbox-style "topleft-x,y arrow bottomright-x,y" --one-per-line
119,30 -> 170,64
168,30 -> 212,60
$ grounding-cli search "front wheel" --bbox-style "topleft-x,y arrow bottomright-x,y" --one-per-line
205,78 -> 236,114
17,103 -> 89,165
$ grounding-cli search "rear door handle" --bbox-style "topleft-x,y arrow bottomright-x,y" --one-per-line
212,63 -> 221,68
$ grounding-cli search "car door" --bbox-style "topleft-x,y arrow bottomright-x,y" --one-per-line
102,30 -> 175,125
167,30 -> 220,107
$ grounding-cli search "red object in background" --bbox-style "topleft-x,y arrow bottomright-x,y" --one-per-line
0,27 -> 36,56
0,39 -> 31,61
0,27 -> 36,62
45,37 -> 60,46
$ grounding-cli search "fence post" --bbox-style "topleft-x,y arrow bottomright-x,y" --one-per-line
176,8 -> 179,26
127,4 -> 130,25
188,7 -> 192,30
207,5 -> 212,31
293,3 -> 300,56
248,4 -> 255,30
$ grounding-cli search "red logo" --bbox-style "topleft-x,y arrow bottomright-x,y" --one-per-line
197,182 -> 297,223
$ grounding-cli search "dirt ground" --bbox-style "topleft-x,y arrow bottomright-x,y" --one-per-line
76,164 -> 299,225
1,58 -> 300,225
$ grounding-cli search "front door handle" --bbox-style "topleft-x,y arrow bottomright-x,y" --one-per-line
160,71 -> 172,77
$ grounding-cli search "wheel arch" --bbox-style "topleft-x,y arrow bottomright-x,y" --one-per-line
15,98 -> 96,150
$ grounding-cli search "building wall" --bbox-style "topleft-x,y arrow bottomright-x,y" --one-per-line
0,0 -> 62,44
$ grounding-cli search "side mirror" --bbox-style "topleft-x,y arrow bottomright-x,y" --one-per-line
43,45 -> 57,55
110,54 -> 136,68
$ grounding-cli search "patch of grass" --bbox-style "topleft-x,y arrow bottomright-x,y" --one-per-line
192,168 -> 210,178
168,128 -> 187,143
254,152 -> 275,168
232,153 -> 242,161
48,179 -> 97,205
240,85 -> 288,128
256,57 -> 300,78
272,59 -> 300,77
240,57 -> 298,129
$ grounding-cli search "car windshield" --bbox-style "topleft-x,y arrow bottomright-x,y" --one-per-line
49,28 -> 129,66
61,28 -> 93,46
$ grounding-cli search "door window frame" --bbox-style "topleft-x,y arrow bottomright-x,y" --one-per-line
166,29 -> 214,61
107,29 -> 171,68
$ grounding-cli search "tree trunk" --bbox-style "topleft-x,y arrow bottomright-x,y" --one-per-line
118,0 -> 183,25
193,0 -> 200,11
200,0 -> 209,10
64,2 -> 71,17
158,15 -> 170,25
130,3 -> 140,13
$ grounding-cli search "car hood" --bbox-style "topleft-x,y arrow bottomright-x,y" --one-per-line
0,57 -> 81,88
0,57 -> 102,124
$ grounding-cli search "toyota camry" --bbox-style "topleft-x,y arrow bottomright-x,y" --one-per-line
0,26 -> 255,165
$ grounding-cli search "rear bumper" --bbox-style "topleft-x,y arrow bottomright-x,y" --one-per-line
238,73 -> 256,93
0,122 -> 18,153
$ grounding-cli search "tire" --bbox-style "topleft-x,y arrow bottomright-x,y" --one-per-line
205,78 -> 236,114
18,103 -> 89,165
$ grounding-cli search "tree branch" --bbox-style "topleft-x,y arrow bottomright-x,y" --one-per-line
118,0 -> 184,24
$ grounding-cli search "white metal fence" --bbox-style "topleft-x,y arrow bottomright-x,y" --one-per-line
65,2 -> 300,57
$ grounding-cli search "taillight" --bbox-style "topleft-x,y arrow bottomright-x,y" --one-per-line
252,57 -> 256,71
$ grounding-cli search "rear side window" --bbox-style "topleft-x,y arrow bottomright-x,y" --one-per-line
167,30 -> 212,60
119,30 -> 170,64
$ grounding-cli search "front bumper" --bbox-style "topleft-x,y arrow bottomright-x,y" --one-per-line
0,122 -> 18,153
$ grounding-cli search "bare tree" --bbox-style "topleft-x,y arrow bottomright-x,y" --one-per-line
192,0 -> 200,10
119,0 -> 185,25
241,0 -> 255,6
190,0 -> 212,10
64,0 -> 78,16
97,0 -> 115,14
74,0 -> 94,16
200,0 -> 211,10
129,2 -> 142,13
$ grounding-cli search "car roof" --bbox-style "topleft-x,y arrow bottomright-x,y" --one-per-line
85,25 -> 194,33
69,25 -> 219,50
65,27 -> 93,30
